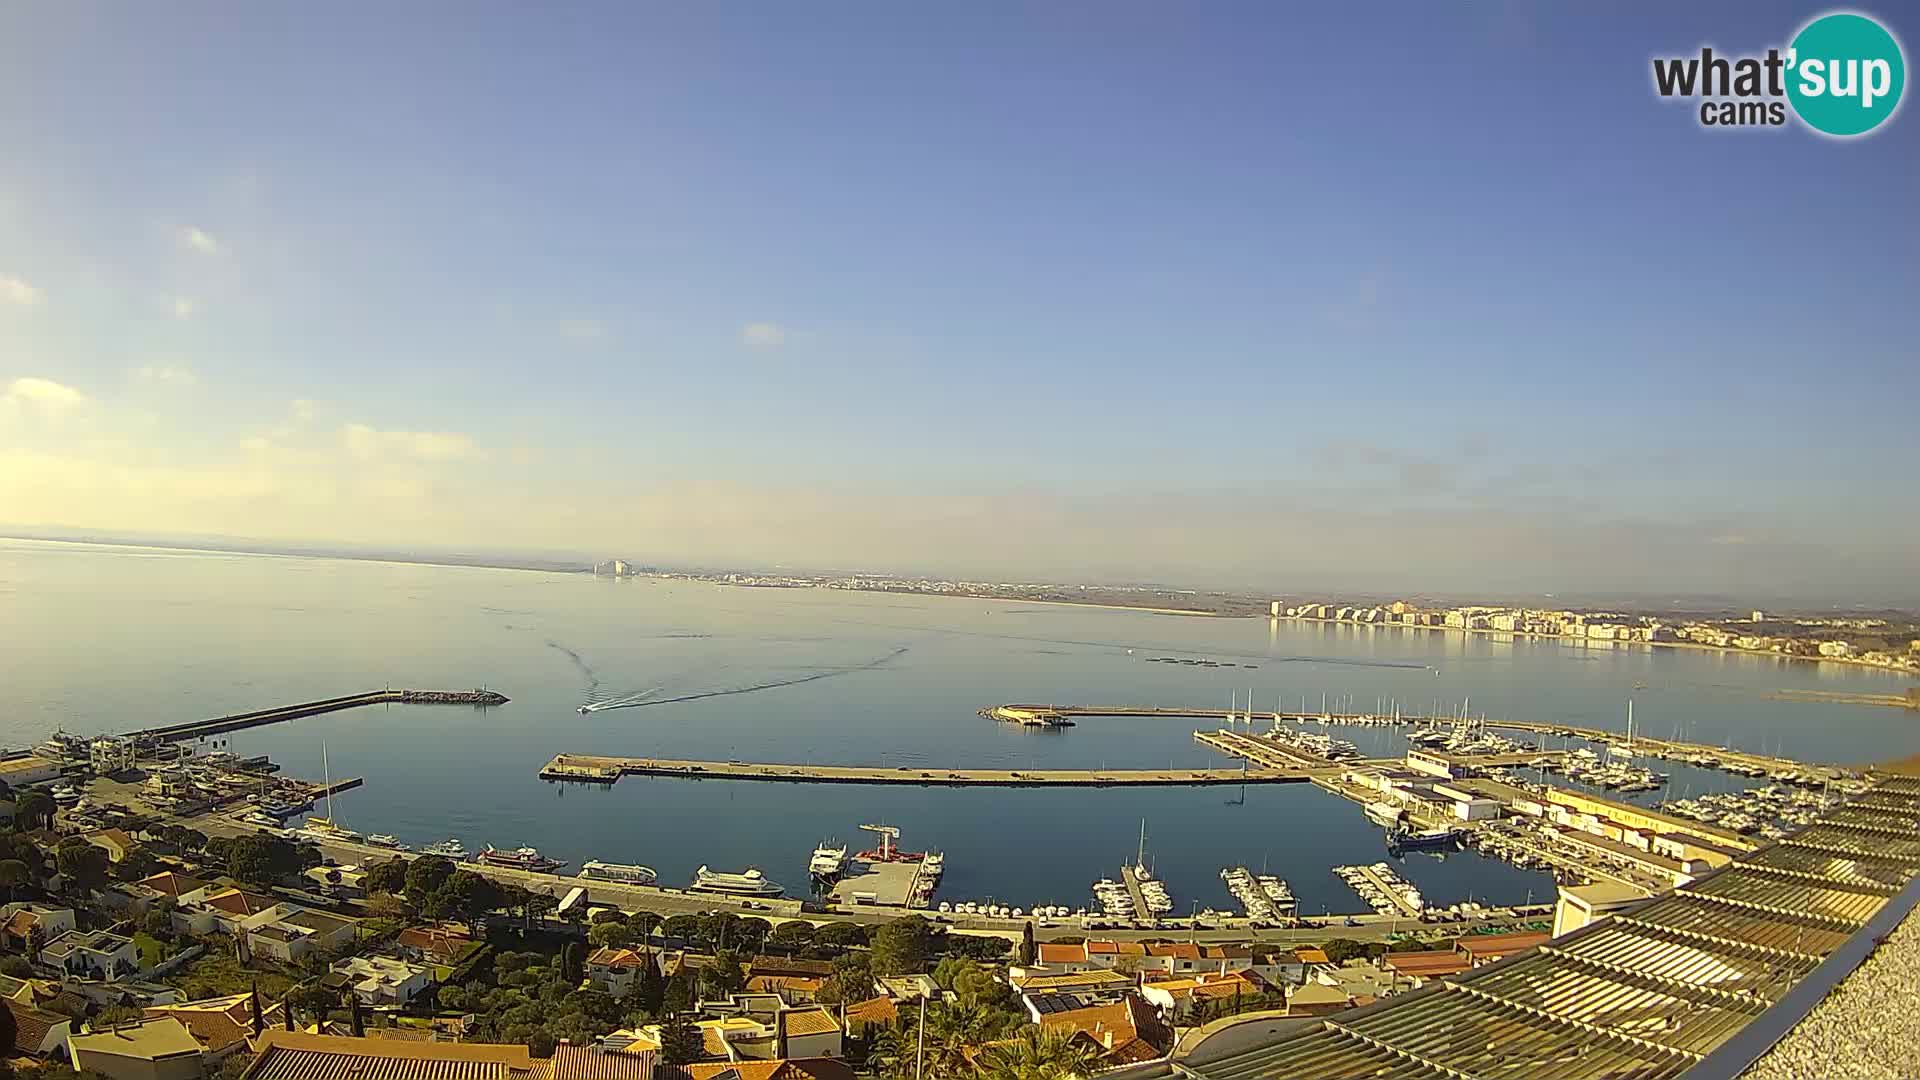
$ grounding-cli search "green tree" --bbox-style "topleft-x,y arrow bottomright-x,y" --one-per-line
13,790 -> 54,831
979,1024 -> 1102,1080
222,835 -> 305,887
870,915 -> 940,977
55,838 -> 110,893
699,950 -> 746,999
590,921 -> 634,948
113,847 -> 162,882
0,859 -> 29,901
768,920 -> 816,951
1020,921 -> 1036,966
933,957 -> 1017,1015
661,970 -> 695,1014
1321,938 -> 1368,965
923,1001 -> 1018,1080
815,953 -> 874,1006
363,858 -> 409,895
631,950 -> 666,1016
426,871 -> 502,927
814,921 -> 869,949
657,1013 -> 704,1065
404,855 -> 456,904
660,914 -> 703,943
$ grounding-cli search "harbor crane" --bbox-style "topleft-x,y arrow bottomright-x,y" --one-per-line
859,823 -> 900,861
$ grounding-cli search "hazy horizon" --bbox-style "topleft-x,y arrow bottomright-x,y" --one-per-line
4,3 -> 1915,605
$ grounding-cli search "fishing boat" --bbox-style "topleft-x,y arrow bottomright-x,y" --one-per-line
478,846 -> 567,873
1388,825 -> 1466,851
689,866 -> 785,897
421,839 -> 469,859
581,860 -> 658,885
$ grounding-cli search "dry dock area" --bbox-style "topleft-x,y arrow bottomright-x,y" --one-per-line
540,753 -> 1328,787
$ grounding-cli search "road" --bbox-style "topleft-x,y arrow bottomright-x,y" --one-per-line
84,776 -> 1553,947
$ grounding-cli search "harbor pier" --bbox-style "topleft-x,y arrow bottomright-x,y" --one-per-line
540,753 -> 1329,787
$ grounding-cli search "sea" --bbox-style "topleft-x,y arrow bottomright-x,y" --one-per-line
4,537 -> 1916,917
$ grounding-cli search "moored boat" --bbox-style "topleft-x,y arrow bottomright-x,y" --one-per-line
582,859 -> 658,885
478,845 -> 567,873
690,865 -> 785,897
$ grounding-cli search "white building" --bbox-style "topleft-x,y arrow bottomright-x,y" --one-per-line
328,955 -> 432,1005
40,929 -> 141,980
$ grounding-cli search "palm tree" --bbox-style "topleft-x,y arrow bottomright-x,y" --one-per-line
923,1001 -> 1017,1080
978,1026 -> 1102,1080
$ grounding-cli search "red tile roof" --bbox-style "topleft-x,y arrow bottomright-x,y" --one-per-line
203,889 -> 279,917
551,1044 -> 658,1080
675,1059 -> 856,1080
1036,943 -> 1088,964
1455,931 -> 1551,961
137,872 -> 211,897
5,996 -> 65,1055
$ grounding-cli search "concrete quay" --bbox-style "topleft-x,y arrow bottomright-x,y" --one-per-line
991,704 -> 1840,777
540,753 -> 1328,787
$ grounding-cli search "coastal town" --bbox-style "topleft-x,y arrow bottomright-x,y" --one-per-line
1,678 -> 1917,1080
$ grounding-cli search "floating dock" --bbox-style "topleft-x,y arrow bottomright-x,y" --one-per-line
539,753 -> 1327,787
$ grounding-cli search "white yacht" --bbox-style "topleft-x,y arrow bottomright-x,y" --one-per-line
809,842 -> 848,879
366,834 -> 406,850
421,838 -> 469,859
582,860 -> 658,885
690,866 -> 785,897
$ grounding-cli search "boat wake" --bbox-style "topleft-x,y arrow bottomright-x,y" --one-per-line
580,646 -> 908,713
546,640 -> 600,691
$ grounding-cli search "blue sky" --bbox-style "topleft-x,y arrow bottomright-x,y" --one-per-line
1,2 -> 1915,601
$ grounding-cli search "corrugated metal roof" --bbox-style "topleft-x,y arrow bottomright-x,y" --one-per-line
1170,779 -> 1918,1080
1189,1024 -> 1453,1080
1741,845 -> 1914,890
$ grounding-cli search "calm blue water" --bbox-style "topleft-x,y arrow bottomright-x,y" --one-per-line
4,538 -> 1915,914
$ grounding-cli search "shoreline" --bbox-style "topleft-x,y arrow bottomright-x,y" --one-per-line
1281,615 -> 1919,684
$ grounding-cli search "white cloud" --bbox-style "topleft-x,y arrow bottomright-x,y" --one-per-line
181,226 -> 220,254
135,363 -> 198,386
1,276 -> 44,307
172,297 -> 196,319
741,322 -> 788,348
290,399 -> 317,423
341,422 -> 480,462
1,376 -> 90,416
559,319 -> 608,343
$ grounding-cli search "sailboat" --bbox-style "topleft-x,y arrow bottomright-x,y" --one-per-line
296,744 -> 362,843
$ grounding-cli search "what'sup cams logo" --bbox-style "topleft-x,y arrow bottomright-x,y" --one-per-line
1652,11 -> 1905,136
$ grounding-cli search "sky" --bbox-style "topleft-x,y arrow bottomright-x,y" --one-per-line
1,2 -> 1916,602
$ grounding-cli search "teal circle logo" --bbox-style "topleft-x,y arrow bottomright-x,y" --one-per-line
1787,13 -> 1906,136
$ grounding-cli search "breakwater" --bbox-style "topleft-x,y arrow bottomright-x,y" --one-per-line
127,688 -> 509,743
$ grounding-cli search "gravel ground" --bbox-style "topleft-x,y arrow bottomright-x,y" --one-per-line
1742,904 -> 1920,1080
